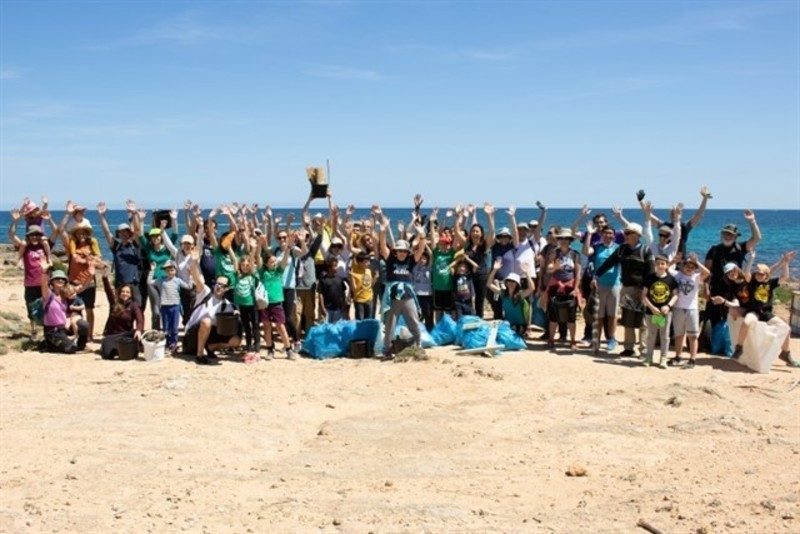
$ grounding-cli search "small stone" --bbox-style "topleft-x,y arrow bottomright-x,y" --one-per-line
384,480 -> 394,487
317,423 -> 332,436
332,518 -> 341,526
782,513 -> 794,520
761,500 -> 776,511
566,464 -> 588,477
325,404 -> 335,409
666,396 -> 682,407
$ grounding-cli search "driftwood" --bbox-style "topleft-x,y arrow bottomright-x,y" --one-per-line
636,518 -> 664,534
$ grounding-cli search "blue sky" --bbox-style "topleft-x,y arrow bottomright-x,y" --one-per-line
1,0 -> 798,209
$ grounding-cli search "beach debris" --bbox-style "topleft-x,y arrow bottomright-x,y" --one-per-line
565,463 -> 588,477
143,330 -> 166,343
474,368 -> 503,381
394,345 -> 429,362
163,375 -> 189,390
665,396 -> 683,407
332,518 -> 342,526
317,422 -> 332,436
384,480 -> 394,487
636,518 -> 664,534
760,500 -> 776,511
325,403 -> 335,409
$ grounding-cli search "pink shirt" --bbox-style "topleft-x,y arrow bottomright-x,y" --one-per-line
43,294 -> 68,328
22,244 -> 47,288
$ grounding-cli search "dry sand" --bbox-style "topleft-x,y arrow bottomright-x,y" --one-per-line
0,262 -> 798,533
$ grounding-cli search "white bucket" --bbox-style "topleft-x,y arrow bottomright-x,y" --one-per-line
141,331 -> 166,362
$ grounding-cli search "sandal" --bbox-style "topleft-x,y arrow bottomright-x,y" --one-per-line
667,356 -> 682,367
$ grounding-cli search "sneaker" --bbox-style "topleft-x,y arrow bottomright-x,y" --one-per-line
196,355 -> 220,366
292,341 -> 302,352
619,349 -> 635,357
265,348 -> 275,361
668,356 -> 683,367
606,339 -> 618,352
658,359 -> 668,369
578,339 -> 592,348
685,359 -> 696,369
642,357 -> 652,367
779,351 -> 800,367
286,349 -> 297,361
732,345 -> 743,359
379,352 -> 394,361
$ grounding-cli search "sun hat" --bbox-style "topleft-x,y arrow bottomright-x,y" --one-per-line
312,212 -> 324,220
70,220 -> 93,234
720,224 -> 740,236
654,254 -> 670,263
73,204 -> 87,213
148,228 -> 162,237
624,222 -> 643,236
49,270 -> 68,282
683,255 -> 699,266
658,225 -> 673,236
528,220 -> 539,227
723,262 -> 738,274
556,228 -> 574,240
116,223 -> 132,234
496,227 -> 512,238
22,202 -> 39,216
180,234 -> 194,244
392,239 -> 411,251
516,222 -> 529,230
163,260 -> 177,269
25,225 -> 44,236
504,273 -> 521,285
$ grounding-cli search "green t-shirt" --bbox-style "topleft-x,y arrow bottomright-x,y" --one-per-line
230,272 -> 258,307
502,293 -> 531,326
259,266 -> 285,304
432,249 -> 456,291
140,233 -> 177,280
214,247 -> 237,282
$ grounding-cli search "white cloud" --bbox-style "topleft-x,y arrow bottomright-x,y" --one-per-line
309,65 -> 387,81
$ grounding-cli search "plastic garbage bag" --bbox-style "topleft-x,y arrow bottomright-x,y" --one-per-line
496,321 -> 526,351
430,314 -> 458,345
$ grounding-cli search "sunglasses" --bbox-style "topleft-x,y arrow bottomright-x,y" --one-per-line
214,283 -> 229,289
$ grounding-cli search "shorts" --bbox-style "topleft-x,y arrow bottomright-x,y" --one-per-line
24,286 -> 42,320
78,285 -> 96,309
672,307 -> 700,336
548,294 -> 577,323
454,299 -> 475,318
182,324 -> 235,355
260,303 -> 286,325
596,285 -> 620,319
433,290 -> 454,311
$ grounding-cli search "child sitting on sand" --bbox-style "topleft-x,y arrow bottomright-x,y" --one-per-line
487,259 -> 534,336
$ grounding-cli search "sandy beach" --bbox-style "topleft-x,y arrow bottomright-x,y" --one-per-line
1,260 -> 798,533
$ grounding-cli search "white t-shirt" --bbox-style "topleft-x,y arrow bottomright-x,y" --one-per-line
513,238 -> 540,279
674,271 -> 701,310
185,285 -> 233,329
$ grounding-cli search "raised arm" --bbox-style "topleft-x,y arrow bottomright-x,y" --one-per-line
507,206 -> 519,247
487,258 -> 502,294
743,209 -> 761,251
571,204 -> 590,236
377,209 -> 390,260
611,206 -> 630,229
689,186 -> 711,228
582,222 -> 595,257
484,203 -> 496,248
162,229 -> 178,257
666,204 -> 683,258
96,202 -> 115,248
453,206 -> 466,249
534,201 -> 547,241
641,201 -> 654,246
7,209 -> 23,247
776,251 -> 796,284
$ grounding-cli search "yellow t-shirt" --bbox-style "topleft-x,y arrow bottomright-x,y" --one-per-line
350,263 -> 373,303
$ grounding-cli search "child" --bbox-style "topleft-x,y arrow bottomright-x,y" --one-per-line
257,242 -> 294,360
641,254 -> 678,368
669,253 -> 710,368
229,251 -> 261,362
413,249 -> 433,330
487,259 -> 534,336
148,260 -> 192,352
450,254 -> 478,319
349,251 -> 376,320
733,251 -> 797,366
319,257 -> 348,323
38,264 -> 85,354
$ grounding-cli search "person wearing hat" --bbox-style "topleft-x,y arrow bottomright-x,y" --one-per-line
704,210 -> 761,329
641,201 -> 682,263
544,228 -> 582,350
138,210 -> 179,330
65,217 -> 101,342
148,258 -> 193,352
485,204 -> 518,320
429,208 -> 458,321
584,221 -> 622,352
161,231 -> 198,326
732,251 -> 798,366
595,221 -> 655,356
37,261 -> 86,354
8,208 -> 54,337
487,259 -> 535,336
378,211 -> 427,359
670,252 -> 711,368
97,202 -> 144,307
640,185 -> 712,258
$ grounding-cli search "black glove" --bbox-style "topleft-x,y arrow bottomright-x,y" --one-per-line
636,190 -> 646,201
536,200 -> 546,210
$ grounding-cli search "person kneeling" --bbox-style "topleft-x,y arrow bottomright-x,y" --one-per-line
183,249 -> 241,365
37,262 -> 89,354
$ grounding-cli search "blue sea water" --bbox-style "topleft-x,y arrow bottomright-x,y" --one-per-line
2,208 -> 799,277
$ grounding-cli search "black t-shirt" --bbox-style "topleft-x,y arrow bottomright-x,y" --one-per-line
385,254 -> 417,283
464,242 -> 489,275
454,272 -> 475,302
706,241 -> 749,295
643,272 -> 677,314
744,277 -> 779,317
318,275 -> 346,309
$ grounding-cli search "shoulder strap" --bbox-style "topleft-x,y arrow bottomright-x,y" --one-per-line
188,290 -> 213,317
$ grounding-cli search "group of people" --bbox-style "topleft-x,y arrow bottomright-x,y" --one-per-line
7,188 -> 797,368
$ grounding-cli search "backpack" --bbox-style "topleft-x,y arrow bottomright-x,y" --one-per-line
29,293 -> 57,326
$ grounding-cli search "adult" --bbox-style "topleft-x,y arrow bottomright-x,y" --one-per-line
99,264 -> 144,359
66,219 -> 101,342
138,211 -> 178,329
584,222 -> 621,352
641,201 -> 682,263
485,204 -> 517,320
183,249 -> 241,365
295,224 -> 324,337
455,204 -> 494,319
274,225 -> 307,342
97,202 -> 143,306
642,186 -> 711,257
544,228 -> 581,350
8,210 -> 52,337
38,266 -> 89,353
704,210 -> 761,328
595,222 -> 654,356
378,210 -> 427,359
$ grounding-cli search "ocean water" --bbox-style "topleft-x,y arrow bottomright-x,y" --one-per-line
3,208 -> 799,277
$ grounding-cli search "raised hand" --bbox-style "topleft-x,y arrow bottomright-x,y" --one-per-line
466,203 -> 476,215
642,201 -> 653,217
505,206 -> 516,217
700,185 -> 712,199
264,205 -> 273,219
137,209 -> 147,221
184,199 -> 192,210
611,206 -> 623,218
286,212 -> 296,224
302,211 -> 311,226
483,202 -> 495,216
97,202 -> 107,216
743,209 -> 756,222
784,251 -> 797,263
536,200 -> 546,210
125,199 -> 137,212
169,209 -> 178,221
190,247 -> 201,262
586,221 -> 596,234
430,208 -> 439,221
688,252 -> 699,264
41,196 -> 48,208
66,200 -> 76,214
10,208 -> 20,221
346,204 -> 356,217
397,222 -> 405,234
492,258 -> 502,271
445,209 -> 454,218
673,203 -> 683,220
413,194 -> 423,208
580,204 -> 590,217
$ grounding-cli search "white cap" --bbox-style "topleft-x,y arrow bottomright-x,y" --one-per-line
504,273 -> 521,285
624,222 -> 643,235
496,227 -> 512,237
330,237 -> 344,246
393,239 -> 411,251
180,234 -> 194,244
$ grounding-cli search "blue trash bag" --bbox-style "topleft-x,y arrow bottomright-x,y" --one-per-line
496,321 -> 527,351
531,298 -> 547,328
460,323 -> 491,349
430,314 -> 458,346
710,321 -> 733,357
393,316 -> 437,348
302,323 -> 345,359
454,315 -> 487,346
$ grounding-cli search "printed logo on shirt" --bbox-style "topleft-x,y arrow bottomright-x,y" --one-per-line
650,280 -> 671,304
753,283 -> 770,304
678,277 -> 695,296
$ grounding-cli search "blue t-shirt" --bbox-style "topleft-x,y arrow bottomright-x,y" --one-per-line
592,243 -> 621,288
112,239 -> 141,286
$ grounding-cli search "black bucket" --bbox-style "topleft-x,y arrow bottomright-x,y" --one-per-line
310,183 -> 329,199
152,210 -> 172,230
117,336 -> 139,360
621,306 -> 645,328
216,312 -> 240,337
348,339 -> 373,358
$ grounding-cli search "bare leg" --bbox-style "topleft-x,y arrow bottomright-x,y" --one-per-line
568,322 -> 576,345
548,321 -> 557,345
196,318 -> 212,356
687,335 -> 698,358
262,321 -> 274,348
674,334 -> 686,358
